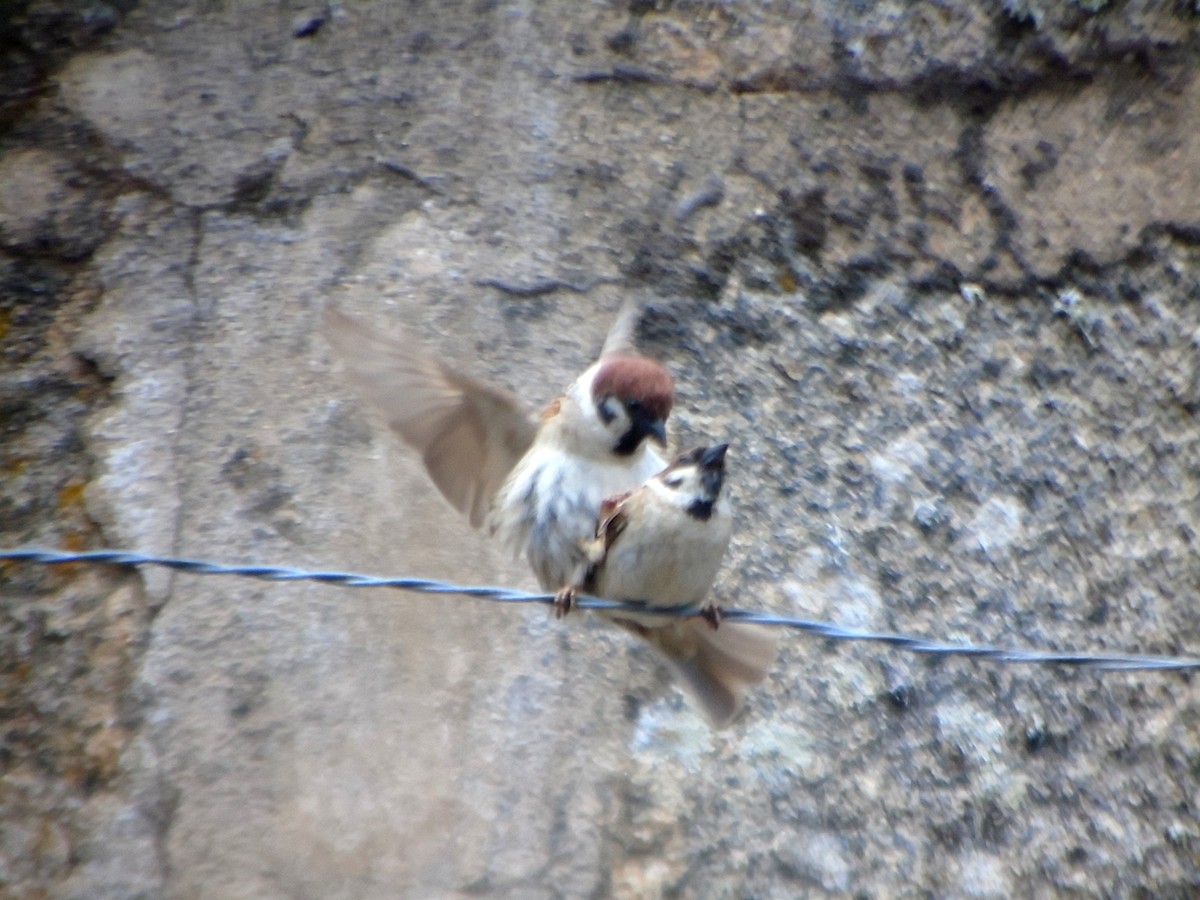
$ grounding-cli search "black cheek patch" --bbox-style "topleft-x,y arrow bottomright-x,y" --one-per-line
613,428 -> 642,456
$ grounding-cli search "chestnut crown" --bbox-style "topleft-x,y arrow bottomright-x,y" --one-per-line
591,355 -> 674,422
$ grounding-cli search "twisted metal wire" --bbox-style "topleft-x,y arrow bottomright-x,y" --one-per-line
4,547 -> 1198,672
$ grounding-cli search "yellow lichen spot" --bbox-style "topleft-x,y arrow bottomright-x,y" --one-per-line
85,725 -> 126,785
63,530 -> 89,552
10,660 -> 32,682
777,268 -> 798,293
58,480 -> 87,510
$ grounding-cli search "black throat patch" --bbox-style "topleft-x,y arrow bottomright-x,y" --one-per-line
613,428 -> 642,456
686,498 -> 714,521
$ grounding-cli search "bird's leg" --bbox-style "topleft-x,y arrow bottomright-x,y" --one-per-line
699,605 -> 723,630
554,584 -> 579,619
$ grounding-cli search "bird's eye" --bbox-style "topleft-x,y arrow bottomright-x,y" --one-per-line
663,476 -> 684,489
597,397 -> 618,424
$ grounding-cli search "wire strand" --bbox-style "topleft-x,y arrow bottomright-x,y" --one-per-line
4,547 -> 1198,672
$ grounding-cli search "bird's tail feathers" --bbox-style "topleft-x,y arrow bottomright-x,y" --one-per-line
621,617 -> 777,727
600,297 -> 645,358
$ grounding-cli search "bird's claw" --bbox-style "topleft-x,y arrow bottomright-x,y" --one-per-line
700,605 -> 722,630
554,585 -> 578,619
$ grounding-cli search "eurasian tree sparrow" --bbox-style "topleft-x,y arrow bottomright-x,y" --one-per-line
557,444 -> 777,726
323,302 -> 674,589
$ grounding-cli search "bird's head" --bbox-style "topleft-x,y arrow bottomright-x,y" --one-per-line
562,355 -> 673,458
652,443 -> 729,521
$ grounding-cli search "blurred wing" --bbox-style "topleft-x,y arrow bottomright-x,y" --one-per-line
324,306 -> 537,527
599,297 -> 645,358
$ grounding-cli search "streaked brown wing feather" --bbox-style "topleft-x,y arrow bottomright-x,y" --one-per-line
596,492 -> 632,544
324,306 -> 537,526
580,492 -> 633,591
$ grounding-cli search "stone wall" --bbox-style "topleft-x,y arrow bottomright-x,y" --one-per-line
2,2 -> 1198,896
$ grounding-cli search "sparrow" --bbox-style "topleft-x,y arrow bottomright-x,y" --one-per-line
556,444 -> 777,726
323,301 -> 674,589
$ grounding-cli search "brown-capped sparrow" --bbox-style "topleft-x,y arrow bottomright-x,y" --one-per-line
556,444 -> 777,726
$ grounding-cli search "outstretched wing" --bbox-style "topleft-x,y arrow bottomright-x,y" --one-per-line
324,306 -> 538,527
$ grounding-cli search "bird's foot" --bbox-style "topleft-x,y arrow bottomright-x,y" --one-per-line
554,585 -> 578,619
699,605 -> 723,630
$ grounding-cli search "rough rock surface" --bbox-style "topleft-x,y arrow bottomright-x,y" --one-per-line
2,1 -> 1199,897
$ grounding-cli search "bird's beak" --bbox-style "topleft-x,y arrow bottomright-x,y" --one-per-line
700,443 -> 729,469
645,418 -> 668,447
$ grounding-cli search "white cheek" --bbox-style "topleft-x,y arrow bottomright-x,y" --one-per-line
577,395 -> 623,440
646,479 -> 678,506
648,477 -> 699,510
602,405 -> 629,438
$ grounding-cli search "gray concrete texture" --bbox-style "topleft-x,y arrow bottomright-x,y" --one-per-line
2,1 -> 1199,897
